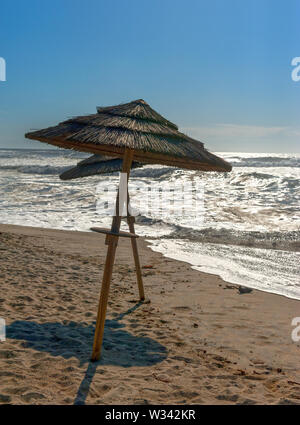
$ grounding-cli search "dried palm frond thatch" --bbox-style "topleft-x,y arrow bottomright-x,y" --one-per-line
25,99 -> 231,172
59,154 -> 143,180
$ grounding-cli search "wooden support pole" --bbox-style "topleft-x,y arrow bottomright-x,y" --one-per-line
126,195 -> 145,301
91,148 -> 134,362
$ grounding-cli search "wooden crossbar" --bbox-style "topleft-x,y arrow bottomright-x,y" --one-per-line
90,227 -> 138,238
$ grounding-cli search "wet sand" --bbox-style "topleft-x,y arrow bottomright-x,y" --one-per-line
0,223 -> 299,405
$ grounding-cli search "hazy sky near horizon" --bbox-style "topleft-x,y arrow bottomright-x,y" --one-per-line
0,0 -> 299,152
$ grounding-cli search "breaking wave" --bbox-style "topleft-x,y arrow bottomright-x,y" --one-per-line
0,165 -> 70,175
135,216 -> 300,252
227,154 -> 300,168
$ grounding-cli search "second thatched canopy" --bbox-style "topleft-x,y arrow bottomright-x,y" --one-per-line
59,154 -> 143,180
25,99 -> 232,172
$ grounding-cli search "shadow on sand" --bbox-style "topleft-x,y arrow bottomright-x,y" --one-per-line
7,303 -> 167,404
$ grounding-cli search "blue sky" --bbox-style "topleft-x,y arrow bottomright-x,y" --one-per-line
0,0 -> 299,152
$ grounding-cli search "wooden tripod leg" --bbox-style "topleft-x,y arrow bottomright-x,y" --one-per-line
127,215 -> 145,301
91,149 -> 134,362
91,237 -> 118,361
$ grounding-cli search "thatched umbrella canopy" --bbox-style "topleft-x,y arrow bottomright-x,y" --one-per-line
59,154 -> 143,180
25,99 -> 232,362
25,99 -> 231,172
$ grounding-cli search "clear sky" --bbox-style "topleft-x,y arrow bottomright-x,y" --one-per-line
0,0 -> 299,152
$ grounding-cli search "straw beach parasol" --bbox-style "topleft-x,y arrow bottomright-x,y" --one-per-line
26,99 -> 231,172
25,99 -> 232,361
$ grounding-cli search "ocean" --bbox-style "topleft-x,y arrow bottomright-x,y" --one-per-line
0,148 -> 299,299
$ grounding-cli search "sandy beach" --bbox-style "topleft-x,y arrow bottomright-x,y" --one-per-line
0,223 -> 299,405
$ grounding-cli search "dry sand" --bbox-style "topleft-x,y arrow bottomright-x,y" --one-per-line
0,223 -> 299,405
